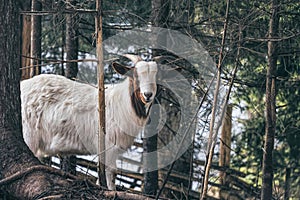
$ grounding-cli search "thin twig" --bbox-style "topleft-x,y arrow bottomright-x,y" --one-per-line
20,59 -> 98,70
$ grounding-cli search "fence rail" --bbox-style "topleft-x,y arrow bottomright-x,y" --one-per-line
49,142 -> 258,200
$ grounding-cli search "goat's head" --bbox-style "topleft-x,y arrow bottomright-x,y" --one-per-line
112,54 -> 158,105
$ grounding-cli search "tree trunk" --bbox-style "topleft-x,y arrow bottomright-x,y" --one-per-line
96,0 -> 107,188
65,0 -> 78,79
60,0 -> 79,175
60,155 -> 77,175
261,0 -> 279,199
0,1 -> 22,133
30,0 -> 42,77
143,127 -> 158,195
219,105 -> 232,185
61,12 -> 66,76
142,0 -> 170,195
20,1 -> 31,80
284,167 -> 291,200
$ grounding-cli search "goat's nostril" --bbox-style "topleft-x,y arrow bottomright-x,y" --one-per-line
144,92 -> 153,99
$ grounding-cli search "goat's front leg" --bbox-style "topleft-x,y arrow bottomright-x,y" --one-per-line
105,147 -> 118,190
106,167 -> 116,190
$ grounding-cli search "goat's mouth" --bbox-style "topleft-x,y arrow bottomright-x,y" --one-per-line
144,99 -> 152,103
139,93 -> 153,104
142,97 -> 152,104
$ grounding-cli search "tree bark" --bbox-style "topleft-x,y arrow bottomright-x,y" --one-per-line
284,168 -> 291,200
30,0 -> 42,77
143,110 -> 158,195
219,105 -> 232,185
261,0 -> 279,199
65,0 -> 79,79
20,1 -> 31,80
96,0 -> 107,188
0,0 -> 22,133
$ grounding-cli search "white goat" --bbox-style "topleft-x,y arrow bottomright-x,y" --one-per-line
20,55 -> 158,190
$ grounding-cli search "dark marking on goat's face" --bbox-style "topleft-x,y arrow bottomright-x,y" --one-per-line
130,80 -> 148,118
131,61 -> 157,118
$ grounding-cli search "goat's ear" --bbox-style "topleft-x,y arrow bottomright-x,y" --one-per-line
112,62 -> 133,76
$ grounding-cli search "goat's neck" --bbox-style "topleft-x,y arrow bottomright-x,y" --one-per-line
108,78 -> 151,129
130,78 -> 152,118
